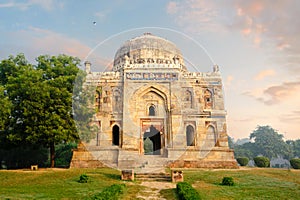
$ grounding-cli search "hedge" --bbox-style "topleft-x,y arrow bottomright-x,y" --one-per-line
254,156 -> 270,167
236,157 -> 249,166
176,182 -> 201,200
290,158 -> 300,169
221,177 -> 234,186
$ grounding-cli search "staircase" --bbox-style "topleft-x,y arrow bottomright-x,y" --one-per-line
135,172 -> 171,182
134,155 -> 171,173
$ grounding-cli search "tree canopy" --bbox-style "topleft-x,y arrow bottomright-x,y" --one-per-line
233,125 -> 296,160
0,54 -> 85,168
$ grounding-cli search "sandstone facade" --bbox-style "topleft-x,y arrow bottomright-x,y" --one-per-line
70,33 -> 238,171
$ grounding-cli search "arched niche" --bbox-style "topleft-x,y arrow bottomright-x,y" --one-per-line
112,124 -> 120,146
149,105 -> 156,116
186,125 -> 195,146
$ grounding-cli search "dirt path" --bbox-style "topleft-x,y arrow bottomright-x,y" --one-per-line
135,181 -> 176,200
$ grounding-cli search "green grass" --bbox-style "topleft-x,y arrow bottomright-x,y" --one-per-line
184,168 -> 300,200
0,168 -> 125,199
0,167 -> 299,199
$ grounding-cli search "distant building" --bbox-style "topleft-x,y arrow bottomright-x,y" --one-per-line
71,33 -> 237,171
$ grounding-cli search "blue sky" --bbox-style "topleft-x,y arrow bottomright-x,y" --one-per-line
1,0 -> 300,140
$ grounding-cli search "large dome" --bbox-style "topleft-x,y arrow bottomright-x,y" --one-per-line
113,33 -> 185,69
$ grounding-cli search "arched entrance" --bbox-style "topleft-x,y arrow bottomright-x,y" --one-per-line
143,125 -> 161,155
112,125 -> 120,146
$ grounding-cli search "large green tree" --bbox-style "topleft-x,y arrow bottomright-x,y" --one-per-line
0,85 -> 11,131
250,125 -> 289,159
3,54 -> 80,167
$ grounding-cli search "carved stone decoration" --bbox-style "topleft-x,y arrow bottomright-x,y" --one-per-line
71,33 -> 238,170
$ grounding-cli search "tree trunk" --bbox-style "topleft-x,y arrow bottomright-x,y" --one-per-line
50,142 -> 55,168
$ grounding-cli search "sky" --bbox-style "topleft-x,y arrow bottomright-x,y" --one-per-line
1,0 -> 300,140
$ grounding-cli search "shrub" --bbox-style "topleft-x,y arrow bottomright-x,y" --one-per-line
55,142 -> 77,168
254,156 -> 270,167
236,157 -> 249,166
78,174 -> 89,183
290,158 -> 300,169
91,184 -> 125,200
176,182 -> 201,200
221,177 -> 234,186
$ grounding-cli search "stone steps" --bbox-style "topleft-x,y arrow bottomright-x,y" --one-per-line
135,173 -> 171,182
134,156 -> 171,173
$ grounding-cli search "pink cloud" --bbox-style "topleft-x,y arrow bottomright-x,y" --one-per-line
166,1 -> 178,14
1,27 -> 94,66
242,80 -> 300,105
257,81 -> 300,105
254,69 -> 275,80
166,0 -> 300,73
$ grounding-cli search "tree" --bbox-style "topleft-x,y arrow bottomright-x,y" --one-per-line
0,85 -> 11,131
4,54 -> 80,168
250,125 -> 289,159
234,142 -> 256,159
0,54 -> 28,85
228,136 -> 235,149
286,139 -> 300,158
72,70 -> 97,143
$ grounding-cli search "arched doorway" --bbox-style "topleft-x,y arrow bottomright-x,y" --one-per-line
112,125 -> 120,146
186,125 -> 195,146
143,125 -> 161,155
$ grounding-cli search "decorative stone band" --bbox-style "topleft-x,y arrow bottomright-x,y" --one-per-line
126,72 -> 178,81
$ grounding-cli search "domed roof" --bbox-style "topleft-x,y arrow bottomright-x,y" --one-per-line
113,33 -> 185,69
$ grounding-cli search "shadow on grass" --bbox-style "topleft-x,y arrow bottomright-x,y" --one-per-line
102,172 -> 121,180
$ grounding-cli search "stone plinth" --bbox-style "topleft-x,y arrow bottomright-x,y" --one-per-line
121,169 -> 134,181
171,170 -> 183,182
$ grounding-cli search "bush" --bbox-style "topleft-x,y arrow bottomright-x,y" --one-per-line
176,182 -> 201,200
54,142 -> 77,168
91,184 -> 125,200
236,157 -> 249,166
254,156 -> 270,167
221,177 -> 234,186
290,158 -> 300,169
78,174 -> 89,183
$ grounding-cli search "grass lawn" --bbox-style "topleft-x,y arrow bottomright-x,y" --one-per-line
184,168 -> 300,200
0,168 -> 141,199
0,167 -> 299,199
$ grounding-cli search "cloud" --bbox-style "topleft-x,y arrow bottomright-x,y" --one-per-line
166,0 -> 300,73
254,69 -> 275,80
166,1 -> 178,14
94,9 -> 111,22
279,110 -> 300,123
243,81 -> 300,105
225,75 -> 234,88
261,81 -> 300,105
0,0 -> 61,11
166,0 -> 224,33
1,27 -> 91,63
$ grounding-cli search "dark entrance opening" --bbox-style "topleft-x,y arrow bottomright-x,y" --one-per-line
112,125 -> 119,146
143,125 -> 161,155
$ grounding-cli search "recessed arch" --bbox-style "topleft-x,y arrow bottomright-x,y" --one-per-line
206,125 -> 217,146
112,124 -> 120,146
204,89 -> 213,109
149,105 -> 156,116
186,125 -> 195,146
184,90 -> 193,108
